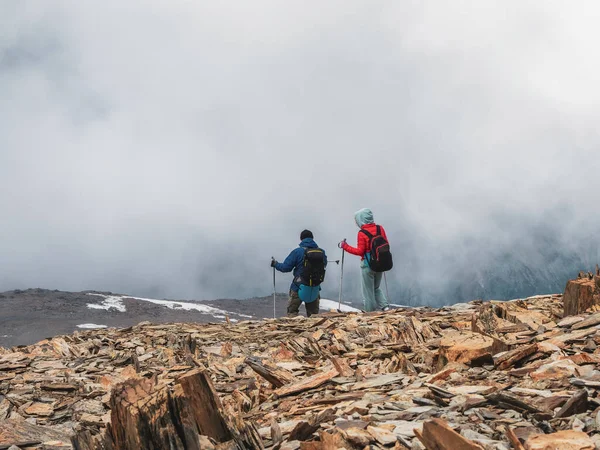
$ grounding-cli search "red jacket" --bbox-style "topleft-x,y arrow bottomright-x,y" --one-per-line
342,223 -> 388,259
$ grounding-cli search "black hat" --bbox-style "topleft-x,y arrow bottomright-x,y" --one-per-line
300,229 -> 313,240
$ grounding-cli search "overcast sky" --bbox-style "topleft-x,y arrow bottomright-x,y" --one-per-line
1,1 -> 599,303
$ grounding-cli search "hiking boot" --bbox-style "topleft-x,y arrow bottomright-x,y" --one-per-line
382,306 -> 390,311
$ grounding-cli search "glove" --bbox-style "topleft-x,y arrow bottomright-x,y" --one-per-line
338,239 -> 346,249
271,258 -> 278,268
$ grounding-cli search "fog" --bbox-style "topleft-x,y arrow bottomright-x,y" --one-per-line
1,1 -> 599,305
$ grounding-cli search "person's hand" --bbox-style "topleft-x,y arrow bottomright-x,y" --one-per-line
338,239 -> 346,249
271,258 -> 277,268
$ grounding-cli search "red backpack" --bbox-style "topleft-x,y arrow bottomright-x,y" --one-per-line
360,225 -> 393,272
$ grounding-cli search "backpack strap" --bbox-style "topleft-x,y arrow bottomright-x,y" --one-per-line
359,228 -> 375,259
360,228 -> 374,239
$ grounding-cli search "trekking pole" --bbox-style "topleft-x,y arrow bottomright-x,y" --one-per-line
337,245 -> 345,312
327,259 -> 340,264
272,260 -> 276,319
383,272 -> 390,305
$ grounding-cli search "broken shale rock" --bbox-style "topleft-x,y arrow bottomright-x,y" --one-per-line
72,369 -> 262,450
414,418 -> 483,450
274,366 -> 339,398
554,389 -> 588,418
437,331 -> 501,369
3,287 -> 600,449
563,276 -> 600,316
525,430 -> 594,450
0,420 -> 70,450
494,343 -> 538,370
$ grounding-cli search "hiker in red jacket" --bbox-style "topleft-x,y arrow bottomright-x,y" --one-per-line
339,208 -> 390,312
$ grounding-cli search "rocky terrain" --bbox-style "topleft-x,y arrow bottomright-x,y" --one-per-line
0,271 -> 600,449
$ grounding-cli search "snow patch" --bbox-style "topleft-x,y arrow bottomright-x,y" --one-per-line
86,294 -> 126,312
122,295 -> 253,318
0,335 -> 11,338
85,293 -> 252,319
77,324 -> 108,329
319,299 -> 361,312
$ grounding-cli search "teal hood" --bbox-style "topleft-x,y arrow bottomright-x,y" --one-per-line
354,208 -> 374,228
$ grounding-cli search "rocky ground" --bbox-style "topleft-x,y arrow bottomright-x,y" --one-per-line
0,272 -> 600,449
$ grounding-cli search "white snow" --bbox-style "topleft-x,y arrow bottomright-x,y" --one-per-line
319,299 -> 361,312
77,324 -> 108,329
86,293 -> 252,318
123,295 -> 253,318
525,294 -> 556,300
86,295 -> 127,312
0,335 -> 11,338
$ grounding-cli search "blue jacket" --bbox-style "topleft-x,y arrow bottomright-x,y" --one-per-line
275,238 -> 327,292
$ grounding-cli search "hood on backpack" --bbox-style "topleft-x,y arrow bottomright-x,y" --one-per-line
354,208 -> 374,228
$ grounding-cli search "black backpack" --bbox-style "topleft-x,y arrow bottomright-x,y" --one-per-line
360,226 -> 393,272
299,248 -> 326,287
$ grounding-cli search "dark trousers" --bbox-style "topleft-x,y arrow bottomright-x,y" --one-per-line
287,290 -> 320,317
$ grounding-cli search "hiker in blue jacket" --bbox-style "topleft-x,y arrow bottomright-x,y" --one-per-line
271,230 -> 327,317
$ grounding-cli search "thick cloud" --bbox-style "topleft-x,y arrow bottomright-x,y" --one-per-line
1,1 -> 599,304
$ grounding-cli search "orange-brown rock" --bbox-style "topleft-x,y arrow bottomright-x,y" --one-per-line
274,366 -> 340,397
471,303 -> 513,335
525,430 -> 594,450
0,420 -> 69,449
563,276 -> 600,316
415,418 -> 483,450
24,403 -> 54,417
494,343 -> 538,370
493,302 -> 556,330
437,331 -> 503,369
506,427 -> 525,450
72,369 -> 262,450
530,359 -> 581,381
